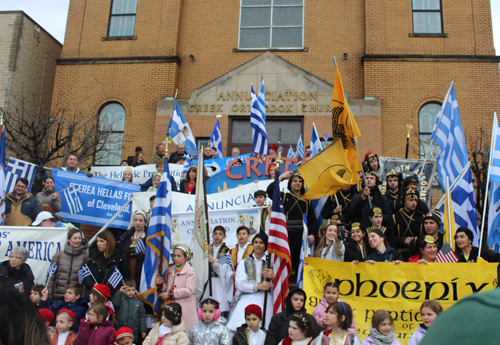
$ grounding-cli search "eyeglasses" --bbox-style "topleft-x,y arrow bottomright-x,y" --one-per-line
9,255 -> 22,260
15,185 -> 27,189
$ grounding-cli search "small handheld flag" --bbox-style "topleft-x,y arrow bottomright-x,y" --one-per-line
46,264 -> 58,287
135,236 -> 146,254
108,267 -> 124,289
216,253 -> 233,266
78,265 -> 93,284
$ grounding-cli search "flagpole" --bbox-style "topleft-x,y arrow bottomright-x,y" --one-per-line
88,200 -> 132,246
479,113 -> 497,251
201,147 -> 214,296
446,177 -> 453,246
332,57 -> 372,208
334,194 -> 342,216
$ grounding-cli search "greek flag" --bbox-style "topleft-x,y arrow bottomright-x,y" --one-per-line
62,186 -> 84,215
216,253 -> 233,266
182,155 -> 192,175
297,135 -> 305,159
168,101 -> 197,155
322,132 -> 331,142
431,82 -> 468,191
209,120 -> 223,158
250,75 -> 269,154
108,267 -> 124,288
78,265 -> 92,284
47,264 -> 58,279
5,158 -> 37,194
297,215 -> 311,289
136,236 -> 146,254
488,114 -> 500,252
139,159 -> 172,315
0,130 -> 6,226
287,146 -> 296,159
310,123 -> 322,158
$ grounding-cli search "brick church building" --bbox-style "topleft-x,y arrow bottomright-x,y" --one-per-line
52,0 -> 500,165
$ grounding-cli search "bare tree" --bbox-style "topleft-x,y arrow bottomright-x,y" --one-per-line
0,93 -> 123,169
469,127 -> 490,232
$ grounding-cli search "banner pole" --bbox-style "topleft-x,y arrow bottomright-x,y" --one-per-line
88,199 -> 132,246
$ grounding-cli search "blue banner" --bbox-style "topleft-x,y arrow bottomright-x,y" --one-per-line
52,169 -> 141,229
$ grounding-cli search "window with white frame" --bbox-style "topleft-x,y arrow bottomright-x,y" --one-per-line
108,0 -> 138,37
418,102 -> 441,159
95,103 -> 126,165
239,0 -> 304,49
412,0 -> 443,34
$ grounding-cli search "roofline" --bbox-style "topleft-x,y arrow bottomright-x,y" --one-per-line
0,10 -> 63,46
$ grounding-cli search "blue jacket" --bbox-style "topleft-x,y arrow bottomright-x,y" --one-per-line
39,296 -> 88,332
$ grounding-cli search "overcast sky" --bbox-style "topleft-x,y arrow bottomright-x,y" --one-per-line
2,1 -> 500,54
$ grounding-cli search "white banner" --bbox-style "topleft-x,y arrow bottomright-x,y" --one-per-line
90,164 -> 185,189
0,226 -> 69,284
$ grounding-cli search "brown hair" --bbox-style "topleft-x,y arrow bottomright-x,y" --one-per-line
31,284 -> 44,295
287,313 -> 316,338
124,278 -> 136,288
327,301 -> 353,330
371,310 -> 393,329
90,303 -> 115,324
420,300 -> 443,315
236,226 -> 250,235
313,224 -> 337,258
132,150 -> 143,165
96,230 -> 115,259
66,283 -> 84,297
90,288 -> 106,304
163,302 -> 182,325
184,167 -> 197,182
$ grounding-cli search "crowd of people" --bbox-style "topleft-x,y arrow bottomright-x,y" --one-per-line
2,144 -> 500,345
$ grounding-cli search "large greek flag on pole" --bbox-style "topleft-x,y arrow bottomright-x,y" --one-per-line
168,101 -> 197,155
139,160 -> 172,315
250,75 -> 269,154
209,120 -> 224,158
296,135 -> 305,159
431,82 -> 468,192
5,158 -> 37,194
488,114 -> 500,252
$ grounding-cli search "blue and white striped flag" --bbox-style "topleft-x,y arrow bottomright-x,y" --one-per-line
209,120 -> 223,159
488,114 -> 500,252
135,236 -> 146,254
297,135 -> 305,159
297,215 -> 311,289
322,132 -> 331,142
5,158 -> 37,194
62,185 -> 84,215
108,267 -> 124,288
168,101 -> 197,155
431,82 -> 468,191
139,159 -> 172,315
47,264 -> 58,279
216,253 -> 233,266
182,155 -> 192,175
310,123 -> 322,158
250,75 -> 269,154
78,265 -> 92,284
287,146 -> 296,159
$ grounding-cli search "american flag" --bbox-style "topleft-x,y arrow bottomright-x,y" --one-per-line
435,242 -> 459,263
135,236 -> 146,254
268,163 -> 292,314
78,265 -> 92,284
108,267 -> 124,288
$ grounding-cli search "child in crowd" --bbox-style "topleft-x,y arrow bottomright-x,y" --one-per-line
147,173 -> 162,192
39,308 -> 56,336
312,302 -> 361,345
278,313 -> 316,345
86,284 -> 114,320
50,309 -> 77,345
312,223 -> 345,261
188,298 -> 231,345
312,283 -> 355,333
407,301 -> 443,345
40,283 -> 88,332
362,310 -> 401,345
207,225 -> 230,316
143,302 -> 189,345
30,284 -> 44,308
75,303 -> 116,345
233,304 -> 267,345
115,327 -> 135,345
157,243 -> 197,332
227,226 -> 254,306
112,278 -> 146,344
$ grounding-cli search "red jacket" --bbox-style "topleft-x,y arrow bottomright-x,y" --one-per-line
74,320 -> 115,345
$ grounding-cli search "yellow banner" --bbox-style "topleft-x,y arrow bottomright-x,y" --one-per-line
304,257 -> 498,344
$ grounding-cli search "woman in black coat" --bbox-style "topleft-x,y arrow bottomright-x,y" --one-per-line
344,223 -> 371,262
0,246 -> 34,297
83,230 -> 131,299
265,287 -> 319,345
454,227 -> 500,263
180,166 -> 197,194
364,229 -> 404,263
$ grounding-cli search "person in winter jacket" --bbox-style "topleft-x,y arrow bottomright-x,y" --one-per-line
82,231 -> 131,299
75,303 -> 115,345
39,283 -> 89,333
344,223 -> 370,262
143,302 -> 189,345
364,230 -> 404,263
312,302 -> 361,345
5,177 -> 41,226
233,304 -> 267,345
312,223 -> 345,261
266,288 -> 318,345
47,229 -> 88,300
35,176 -> 62,215
112,278 -> 147,344
407,301 -> 442,345
0,246 -> 34,297
188,298 -> 231,345
362,310 -> 401,345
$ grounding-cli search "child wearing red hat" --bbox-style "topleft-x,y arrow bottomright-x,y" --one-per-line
233,304 -> 267,345
115,327 -> 134,345
50,309 -> 77,345
39,308 -> 56,336
85,284 -> 115,321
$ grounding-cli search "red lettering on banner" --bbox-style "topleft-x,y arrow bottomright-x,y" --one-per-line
246,157 -> 262,178
225,158 -> 242,179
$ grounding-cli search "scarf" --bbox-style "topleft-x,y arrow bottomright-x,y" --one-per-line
159,324 -> 172,337
369,325 -> 395,345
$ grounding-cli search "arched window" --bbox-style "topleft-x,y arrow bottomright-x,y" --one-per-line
418,102 -> 441,158
95,102 -> 126,165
